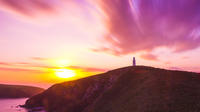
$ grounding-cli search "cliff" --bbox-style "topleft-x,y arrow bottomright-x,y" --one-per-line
0,84 -> 44,98
24,66 -> 200,112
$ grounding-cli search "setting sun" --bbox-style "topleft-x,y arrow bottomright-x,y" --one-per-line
55,69 -> 76,78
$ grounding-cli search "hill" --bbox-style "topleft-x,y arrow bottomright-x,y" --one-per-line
24,66 -> 200,112
0,84 -> 45,98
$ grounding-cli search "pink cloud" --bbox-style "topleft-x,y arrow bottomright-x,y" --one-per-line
168,67 -> 183,71
0,61 -> 57,69
182,56 -> 189,59
168,66 -> 200,73
0,0 -> 57,17
164,61 -> 171,65
0,61 -> 107,73
31,57 -> 48,61
0,62 -> 29,66
1,0 -> 200,62
0,62 -> 11,66
0,0 -> 93,19
67,66 -> 108,73
140,53 -> 158,61
15,62 -> 30,65
0,67 -> 45,73
93,0 -> 200,57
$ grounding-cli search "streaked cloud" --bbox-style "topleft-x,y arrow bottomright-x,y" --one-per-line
0,62 -> 11,66
0,0 -> 57,17
0,67 -> 44,73
67,66 -> 108,72
0,0 -> 200,71
31,57 -> 49,61
0,61 -> 107,73
94,0 -> 200,58
1,0 -> 200,59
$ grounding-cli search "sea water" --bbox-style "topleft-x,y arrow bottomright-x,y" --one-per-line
0,98 -> 45,112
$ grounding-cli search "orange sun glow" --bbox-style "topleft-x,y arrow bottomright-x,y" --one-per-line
55,69 -> 76,78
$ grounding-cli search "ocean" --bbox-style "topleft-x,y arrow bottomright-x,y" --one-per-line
0,98 -> 45,112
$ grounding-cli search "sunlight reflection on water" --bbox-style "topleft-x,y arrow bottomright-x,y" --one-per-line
0,98 -> 45,112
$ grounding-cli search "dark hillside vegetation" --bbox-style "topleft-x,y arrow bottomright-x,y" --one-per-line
0,84 -> 44,98
24,66 -> 200,112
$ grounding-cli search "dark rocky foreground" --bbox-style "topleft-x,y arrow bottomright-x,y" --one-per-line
0,84 -> 44,98
24,66 -> 200,112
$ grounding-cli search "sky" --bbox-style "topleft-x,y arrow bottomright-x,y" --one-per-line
0,0 -> 200,88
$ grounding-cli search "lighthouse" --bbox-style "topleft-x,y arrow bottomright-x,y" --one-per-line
133,57 -> 136,66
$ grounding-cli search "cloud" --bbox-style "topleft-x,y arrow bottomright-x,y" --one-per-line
15,62 -> 30,65
0,0 -> 93,19
31,57 -> 48,61
167,66 -> 200,73
140,53 -> 158,61
168,67 -> 183,71
0,62 -> 11,66
0,61 -> 107,73
0,61 -> 58,70
0,67 -> 45,73
2,0 -> 199,61
0,0 -> 57,17
0,62 -> 30,66
165,61 -> 171,65
67,66 -> 108,73
182,56 -> 189,59
94,0 -> 200,57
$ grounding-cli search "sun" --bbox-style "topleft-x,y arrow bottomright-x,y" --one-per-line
55,69 -> 75,78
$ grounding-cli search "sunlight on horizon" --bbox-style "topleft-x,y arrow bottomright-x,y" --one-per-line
55,69 -> 76,78
50,59 -> 71,67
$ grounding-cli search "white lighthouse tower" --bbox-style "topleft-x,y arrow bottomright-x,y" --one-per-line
133,57 -> 136,66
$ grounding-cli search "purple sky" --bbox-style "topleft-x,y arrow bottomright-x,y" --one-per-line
0,0 -> 200,87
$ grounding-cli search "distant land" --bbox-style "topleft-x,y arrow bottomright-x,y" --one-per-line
0,84 -> 44,98
24,66 -> 200,112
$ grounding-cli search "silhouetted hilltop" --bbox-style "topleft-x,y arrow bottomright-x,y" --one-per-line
0,84 -> 44,98
24,66 -> 200,112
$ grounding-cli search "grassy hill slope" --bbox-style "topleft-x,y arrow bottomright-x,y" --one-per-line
0,84 -> 44,98
24,66 -> 200,112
